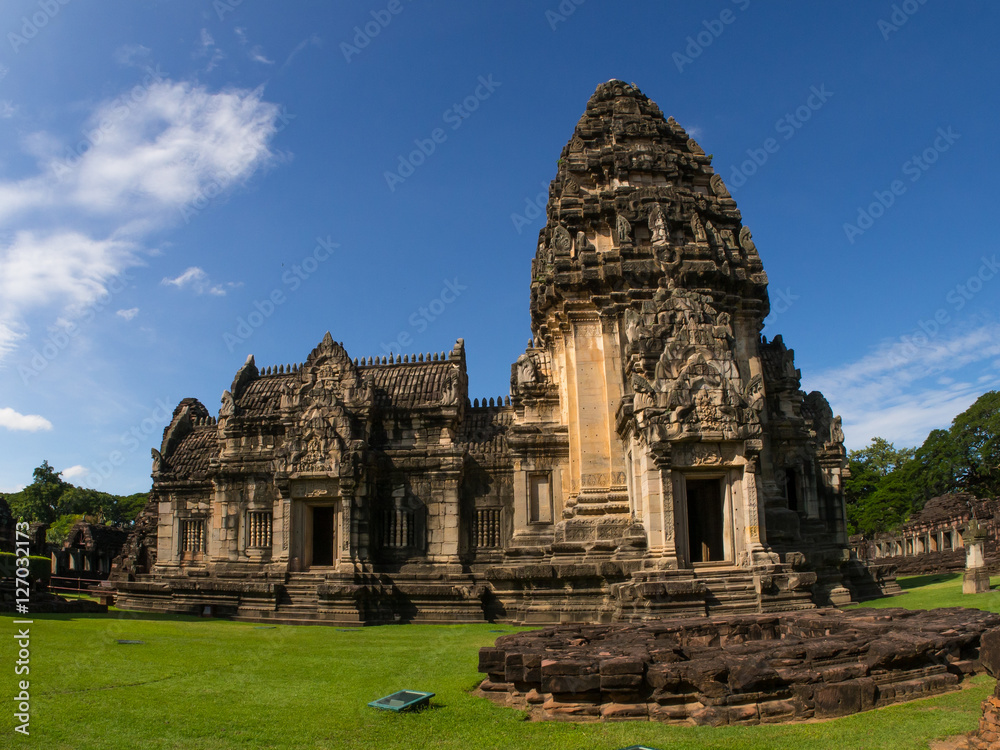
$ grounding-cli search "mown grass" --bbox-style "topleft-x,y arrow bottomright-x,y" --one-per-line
0,573 -> 995,750
847,572 -> 1000,613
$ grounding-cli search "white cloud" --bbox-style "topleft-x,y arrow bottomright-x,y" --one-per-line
0,79 -> 283,363
116,307 -> 139,321
235,27 -> 275,65
161,266 -> 235,296
62,464 -> 89,480
804,322 -> 1000,450
0,407 -> 52,432
114,44 -> 151,67
197,28 -> 225,72
0,101 -> 16,119
281,35 -> 323,72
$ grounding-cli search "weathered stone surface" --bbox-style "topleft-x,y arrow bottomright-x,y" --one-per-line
112,79 -> 869,626
477,607 -> 1000,724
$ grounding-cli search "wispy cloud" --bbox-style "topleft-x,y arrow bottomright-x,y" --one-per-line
235,27 -> 275,65
196,28 -> 226,72
114,44 -> 151,67
0,407 -> 52,432
0,79 -> 284,362
116,307 -> 139,321
162,266 -> 237,296
804,321 -> 1000,449
281,34 -> 323,72
0,101 -> 16,119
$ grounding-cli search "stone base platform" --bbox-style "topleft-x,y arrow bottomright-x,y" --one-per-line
478,607 -> 1000,725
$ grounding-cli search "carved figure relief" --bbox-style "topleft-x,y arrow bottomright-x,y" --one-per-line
648,204 -> 669,245
552,224 -> 572,256
690,213 -> 707,243
515,353 -> 539,386
616,214 -> 632,245
710,173 -> 731,199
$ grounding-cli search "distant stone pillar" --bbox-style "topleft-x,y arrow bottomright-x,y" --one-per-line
963,520 -> 990,595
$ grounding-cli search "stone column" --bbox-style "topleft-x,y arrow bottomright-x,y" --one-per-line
646,443 -> 677,567
963,520 -> 990,594
743,456 -> 777,566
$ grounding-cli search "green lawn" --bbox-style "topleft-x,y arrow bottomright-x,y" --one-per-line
0,574 -> 996,750
847,572 -> 1000,613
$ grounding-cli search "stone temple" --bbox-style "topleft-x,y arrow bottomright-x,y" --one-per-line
113,80 -> 867,624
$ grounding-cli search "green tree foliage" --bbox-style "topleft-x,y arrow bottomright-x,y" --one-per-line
950,390 -> 1000,496
7,460 -> 69,524
46,513 -> 84,545
848,391 -> 1000,536
5,461 -> 149,531
845,438 -> 914,535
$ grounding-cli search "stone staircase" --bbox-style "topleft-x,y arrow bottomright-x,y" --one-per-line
233,572 -> 339,625
695,567 -> 762,616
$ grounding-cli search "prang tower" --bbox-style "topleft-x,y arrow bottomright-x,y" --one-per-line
113,81 -> 857,624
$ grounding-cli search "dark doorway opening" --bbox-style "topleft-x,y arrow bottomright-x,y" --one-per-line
312,506 -> 335,566
686,478 -> 725,563
786,469 -> 799,513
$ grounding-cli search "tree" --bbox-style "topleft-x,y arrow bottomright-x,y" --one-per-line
845,438 -> 914,535
7,460 -> 69,524
950,390 -> 1000,496
46,513 -> 84,545
845,391 -> 1000,537
7,461 -> 150,528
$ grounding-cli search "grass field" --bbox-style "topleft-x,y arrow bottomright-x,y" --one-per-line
1,573 -> 997,749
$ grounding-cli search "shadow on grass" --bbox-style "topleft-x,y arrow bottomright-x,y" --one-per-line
0,609 -> 208,625
899,573 -> 960,589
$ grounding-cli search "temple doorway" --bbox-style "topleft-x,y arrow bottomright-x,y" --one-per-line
311,506 -> 336,567
686,478 -> 725,563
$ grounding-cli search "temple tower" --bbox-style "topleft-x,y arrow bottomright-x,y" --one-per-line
509,80 -> 844,577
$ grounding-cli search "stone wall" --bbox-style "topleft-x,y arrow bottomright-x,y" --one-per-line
478,607 -> 1000,725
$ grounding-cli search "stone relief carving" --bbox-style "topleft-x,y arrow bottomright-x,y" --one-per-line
710,173 -> 731,199
648,204 -> 668,245
552,224 -> 572,256
616,214 -> 632,245
690,213 -> 707,243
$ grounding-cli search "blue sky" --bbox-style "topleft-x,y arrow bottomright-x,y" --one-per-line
0,0 -> 997,494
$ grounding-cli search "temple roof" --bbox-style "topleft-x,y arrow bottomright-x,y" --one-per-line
361,359 -> 456,409
530,80 -> 769,333
161,424 -> 218,479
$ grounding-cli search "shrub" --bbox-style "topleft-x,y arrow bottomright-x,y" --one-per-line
0,551 -> 52,583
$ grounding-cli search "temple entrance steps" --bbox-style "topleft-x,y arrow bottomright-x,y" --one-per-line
694,567 -> 762,616
233,572 -> 347,625
611,565 -> 816,622
693,566 -> 815,615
